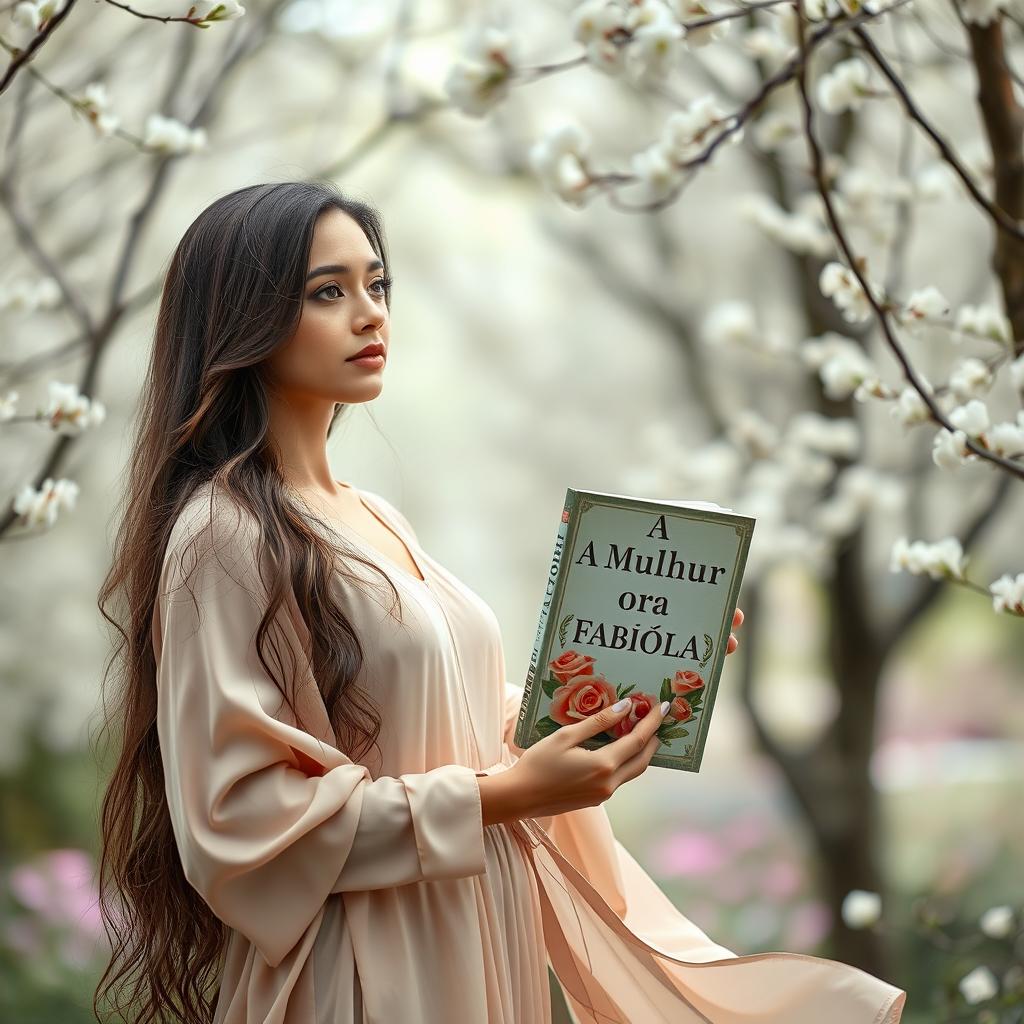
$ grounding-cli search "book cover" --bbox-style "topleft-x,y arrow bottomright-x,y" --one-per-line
514,487 -> 756,771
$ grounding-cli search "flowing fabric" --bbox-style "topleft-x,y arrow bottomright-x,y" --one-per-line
153,480 -> 907,1023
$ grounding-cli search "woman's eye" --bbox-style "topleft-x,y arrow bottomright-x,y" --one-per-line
314,278 -> 389,301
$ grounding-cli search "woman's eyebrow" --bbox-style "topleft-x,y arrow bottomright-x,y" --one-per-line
305,258 -> 383,282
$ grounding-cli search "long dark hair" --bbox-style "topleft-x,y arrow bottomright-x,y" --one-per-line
92,181 -> 399,1023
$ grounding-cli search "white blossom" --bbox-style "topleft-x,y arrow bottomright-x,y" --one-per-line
799,332 -> 880,399
787,411 -> 860,458
932,427 -> 972,470
789,0 -> 838,22
812,496 -> 861,537
0,390 -> 19,421
191,0 -> 246,24
819,261 -> 880,323
901,286 -> 950,323
674,0 -> 730,48
914,162 -> 958,201
12,477 -> 80,529
751,110 -> 799,151
77,81 -> 121,137
741,28 -> 792,65
949,398 -> 990,437
572,0 -> 630,73
42,380 -> 107,436
739,194 -> 832,256
571,0 -> 627,43
776,440 -> 835,486
979,905 -> 1016,939
727,409 -> 779,456
958,965 -> 999,1004
143,114 -> 207,155
679,439 -> 744,490
837,0 -> 880,12
990,572 -> 1024,614
838,465 -> 905,512
627,4 -> 684,81
820,347 -> 877,399
0,276 -> 62,312
955,304 -> 1012,345
890,536 -> 968,580
9,0 -> 64,47
949,357 -> 994,400
817,58 -> 875,116
660,94 -> 733,163
841,889 -> 881,929
986,416 -> 1024,457
444,28 -> 520,117
1009,351 -> 1024,391
837,166 -> 913,208
701,300 -> 758,348
529,123 -> 596,207
631,143 -> 683,202
891,386 -> 932,427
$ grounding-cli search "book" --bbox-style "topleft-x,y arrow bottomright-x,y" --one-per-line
514,487 -> 756,771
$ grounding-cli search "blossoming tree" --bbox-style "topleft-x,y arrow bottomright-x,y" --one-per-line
439,0 -> 1023,985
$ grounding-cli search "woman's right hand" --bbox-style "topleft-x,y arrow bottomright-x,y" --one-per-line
480,697 -> 670,825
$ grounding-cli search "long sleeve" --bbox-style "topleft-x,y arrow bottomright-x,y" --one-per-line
154,500 -> 487,969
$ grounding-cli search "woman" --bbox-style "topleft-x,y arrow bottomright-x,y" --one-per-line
94,181 -> 906,1023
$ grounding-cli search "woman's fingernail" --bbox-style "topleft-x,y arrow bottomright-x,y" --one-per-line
660,700 -> 671,716
612,698 -> 630,712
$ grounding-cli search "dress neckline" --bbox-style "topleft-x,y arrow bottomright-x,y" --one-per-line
326,481 -> 430,587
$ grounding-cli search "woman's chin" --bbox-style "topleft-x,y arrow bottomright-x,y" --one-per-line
338,378 -> 384,402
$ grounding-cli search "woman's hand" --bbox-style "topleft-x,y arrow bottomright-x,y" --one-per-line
726,606 -> 745,655
480,698 -> 670,826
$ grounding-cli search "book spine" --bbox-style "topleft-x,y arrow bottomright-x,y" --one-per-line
516,493 -> 573,746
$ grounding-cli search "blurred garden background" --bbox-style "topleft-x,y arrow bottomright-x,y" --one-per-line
1,0 -> 1023,1020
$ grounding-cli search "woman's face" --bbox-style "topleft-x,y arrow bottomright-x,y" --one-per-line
263,206 -> 390,405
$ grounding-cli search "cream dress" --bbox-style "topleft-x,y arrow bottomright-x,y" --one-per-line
152,480 -> 907,1024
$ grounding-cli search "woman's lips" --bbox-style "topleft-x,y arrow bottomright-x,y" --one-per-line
347,353 -> 385,368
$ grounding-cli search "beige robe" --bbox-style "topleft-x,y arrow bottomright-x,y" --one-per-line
153,480 -> 907,1023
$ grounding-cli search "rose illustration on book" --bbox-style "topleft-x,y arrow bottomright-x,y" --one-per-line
549,673 -> 617,724
671,669 -> 705,695
548,649 -> 597,685
530,649 -> 702,748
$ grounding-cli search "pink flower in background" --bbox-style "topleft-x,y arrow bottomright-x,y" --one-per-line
721,813 -> 771,853
608,692 -> 657,738
785,901 -> 832,950
671,670 -> 705,695
8,848 -> 103,937
760,859 -> 803,900
548,649 -> 597,684
549,673 -> 617,725
651,829 -> 730,877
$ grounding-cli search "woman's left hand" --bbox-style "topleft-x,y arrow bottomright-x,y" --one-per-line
725,607 -> 745,656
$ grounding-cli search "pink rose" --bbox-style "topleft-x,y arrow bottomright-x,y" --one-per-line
549,673 -> 617,725
671,670 -> 705,695
548,649 -> 597,684
668,696 -> 693,723
608,692 -> 657,739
